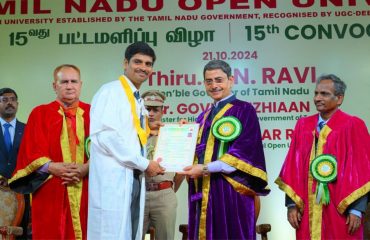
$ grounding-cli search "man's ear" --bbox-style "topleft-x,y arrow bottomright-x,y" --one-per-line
229,76 -> 235,86
337,94 -> 344,106
123,59 -> 128,71
52,81 -> 57,92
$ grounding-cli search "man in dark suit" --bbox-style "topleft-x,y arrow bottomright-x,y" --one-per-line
0,87 -> 29,239
0,88 -> 25,183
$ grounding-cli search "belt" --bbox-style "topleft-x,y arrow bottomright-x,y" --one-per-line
146,181 -> 173,191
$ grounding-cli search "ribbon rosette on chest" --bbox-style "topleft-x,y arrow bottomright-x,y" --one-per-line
310,154 -> 337,205
212,116 -> 242,158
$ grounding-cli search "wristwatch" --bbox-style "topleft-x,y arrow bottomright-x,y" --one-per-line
202,164 -> 210,176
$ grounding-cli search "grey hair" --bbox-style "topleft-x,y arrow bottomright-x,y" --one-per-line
317,74 -> 346,96
203,60 -> 232,78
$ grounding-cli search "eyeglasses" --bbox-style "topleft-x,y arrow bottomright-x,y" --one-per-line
0,96 -> 17,103
204,78 -> 227,86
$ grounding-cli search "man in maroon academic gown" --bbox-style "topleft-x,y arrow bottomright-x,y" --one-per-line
182,60 -> 270,240
9,64 -> 90,240
276,74 -> 369,239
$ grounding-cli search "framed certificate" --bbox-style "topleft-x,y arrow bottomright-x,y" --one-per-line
153,123 -> 199,172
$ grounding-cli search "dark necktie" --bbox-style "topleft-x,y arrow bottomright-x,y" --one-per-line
318,121 -> 325,131
133,90 -> 140,101
3,123 -> 12,152
208,104 -> 218,120
133,91 -> 144,127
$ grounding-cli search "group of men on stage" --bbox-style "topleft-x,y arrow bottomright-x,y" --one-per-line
1,41 -> 369,240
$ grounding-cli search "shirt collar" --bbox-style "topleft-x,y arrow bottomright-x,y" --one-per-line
124,75 -> 148,115
317,114 -> 330,132
124,74 -> 139,94
56,99 -> 79,109
213,94 -> 235,108
318,114 -> 329,125
0,117 -> 17,128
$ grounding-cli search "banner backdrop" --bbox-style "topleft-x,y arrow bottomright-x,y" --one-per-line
1,1 -> 369,239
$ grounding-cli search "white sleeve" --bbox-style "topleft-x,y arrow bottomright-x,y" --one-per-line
93,130 -> 149,171
90,82 -> 149,171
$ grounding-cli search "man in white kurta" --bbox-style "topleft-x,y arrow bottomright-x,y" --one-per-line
87,42 -> 164,240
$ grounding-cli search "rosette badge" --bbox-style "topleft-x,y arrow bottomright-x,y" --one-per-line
310,154 -> 337,205
212,116 -> 242,158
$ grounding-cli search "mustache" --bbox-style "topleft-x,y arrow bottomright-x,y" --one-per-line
5,105 -> 15,110
209,87 -> 222,92
137,69 -> 148,75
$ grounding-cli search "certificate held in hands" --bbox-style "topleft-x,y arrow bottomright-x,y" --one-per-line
153,124 -> 199,172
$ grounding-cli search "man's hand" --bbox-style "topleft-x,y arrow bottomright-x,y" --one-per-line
287,206 -> 302,229
145,160 -> 165,177
48,162 -> 71,178
48,162 -> 89,185
346,213 -> 361,235
149,120 -> 164,132
180,164 -> 204,179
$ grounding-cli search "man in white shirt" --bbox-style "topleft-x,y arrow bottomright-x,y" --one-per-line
88,42 -> 165,240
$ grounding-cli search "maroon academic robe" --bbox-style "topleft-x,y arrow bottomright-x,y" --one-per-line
9,101 -> 90,240
276,110 -> 370,239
